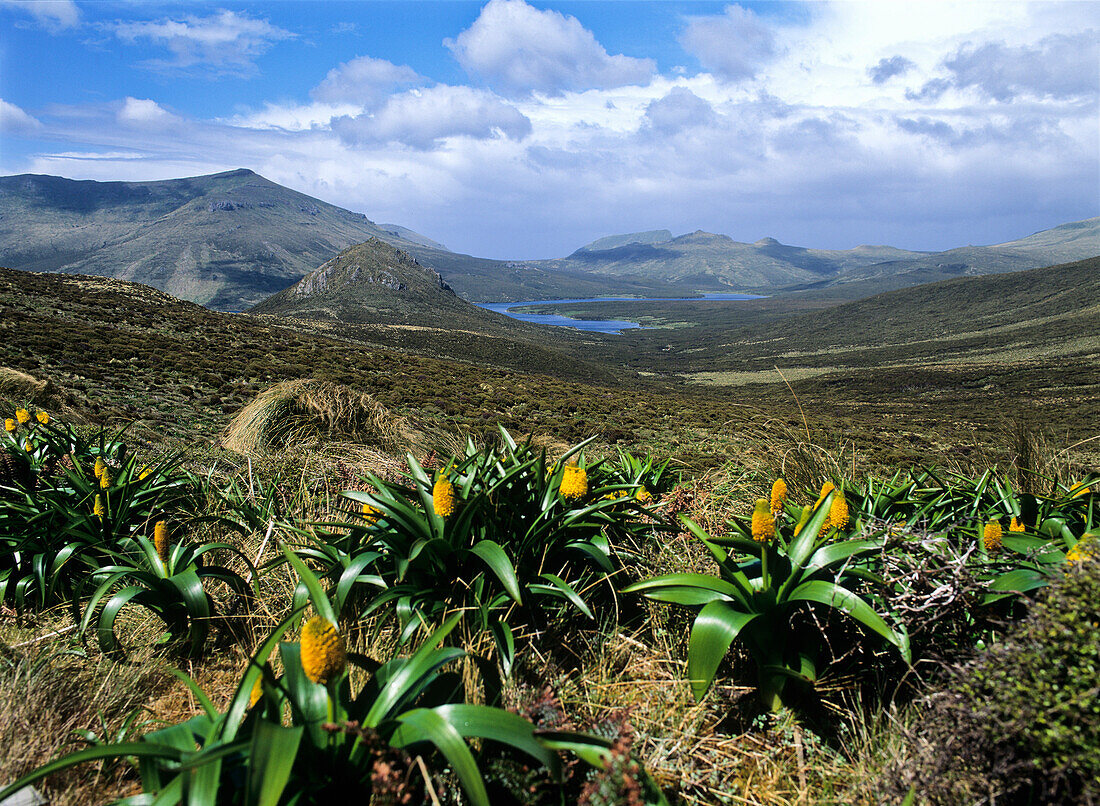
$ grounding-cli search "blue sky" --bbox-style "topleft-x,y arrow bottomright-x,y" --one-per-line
1,1 -> 1097,258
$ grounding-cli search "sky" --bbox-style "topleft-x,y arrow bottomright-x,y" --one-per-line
0,1 -> 1097,259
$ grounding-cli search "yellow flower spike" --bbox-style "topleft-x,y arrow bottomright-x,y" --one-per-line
4,418 -> 15,433
816,481 -> 836,530
99,469 -> 111,489
1072,484 -> 1092,498
793,505 -> 812,536
752,498 -> 775,543
635,486 -> 653,503
361,503 -> 382,524
433,473 -> 456,518
770,478 -> 788,516
14,409 -> 30,425
300,616 -> 346,685
94,457 -> 105,479
559,464 -> 588,500
829,491 -> 850,531
249,674 -> 264,707
154,521 -> 170,565
1009,517 -> 1025,532
93,495 -> 105,518
983,520 -> 1003,553
35,411 -> 49,425
24,440 -> 34,452
139,466 -> 152,480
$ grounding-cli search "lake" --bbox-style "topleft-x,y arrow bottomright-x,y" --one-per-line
475,293 -> 764,333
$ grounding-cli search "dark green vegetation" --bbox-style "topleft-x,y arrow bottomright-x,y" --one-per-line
899,559 -> 1100,804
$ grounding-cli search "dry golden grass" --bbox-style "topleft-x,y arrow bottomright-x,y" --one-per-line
222,378 -> 427,456
0,640 -> 172,805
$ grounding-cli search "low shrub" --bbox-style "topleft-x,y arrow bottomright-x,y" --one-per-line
896,553 -> 1100,804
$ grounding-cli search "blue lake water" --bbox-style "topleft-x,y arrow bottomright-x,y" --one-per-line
475,293 -> 764,334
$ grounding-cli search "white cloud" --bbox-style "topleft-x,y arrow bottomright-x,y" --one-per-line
117,97 -> 176,128
332,85 -> 532,150
6,2 -> 1096,260
642,88 -> 717,134
0,98 -> 42,133
111,9 -> 294,76
445,0 -> 655,96
679,4 -> 777,83
0,0 -> 79,31
226,101 -> 362,132
311,55 -> 422,105
939,33 -> 1098,101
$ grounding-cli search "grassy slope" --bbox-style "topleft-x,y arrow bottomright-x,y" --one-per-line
0,266 -> 745,466
3,259 -> 1098,473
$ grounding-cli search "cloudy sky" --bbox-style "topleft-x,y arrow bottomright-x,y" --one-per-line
1,1 -> 1097,258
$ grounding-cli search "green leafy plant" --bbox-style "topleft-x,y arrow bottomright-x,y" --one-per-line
301,428 -> 659,673
626,490 -> 910,710
0,547 -> 664,806
0,414 -> 200,611
77,525 -> 256,658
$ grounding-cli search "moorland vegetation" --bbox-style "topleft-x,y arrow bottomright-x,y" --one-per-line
0,255 -> 1098,805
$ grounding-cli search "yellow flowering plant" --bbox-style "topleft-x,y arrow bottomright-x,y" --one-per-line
626,490 -> 909,711
0,414 -> 203,612
325,428 -> 659,674
4,547 -> 666,806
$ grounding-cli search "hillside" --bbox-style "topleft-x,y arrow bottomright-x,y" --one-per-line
0,170 -> 705,308
0,170 -> 441,311
537,219 -> 1098,296
579,256 -> 1100,384
248,239 -> 622,378
537,230 -> 930,291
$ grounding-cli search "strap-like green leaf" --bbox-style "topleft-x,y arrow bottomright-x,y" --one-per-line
434,704 -> 559,776
471,541 -> 522,604
687,601 -> 758,701
0,743 -> 185,803
624,573 -> 749,608
391,709 -> 488,806
246,721 -> 303,806
281,545 -> 336,624
787,580 -> 909,661
536,573 -> 594,618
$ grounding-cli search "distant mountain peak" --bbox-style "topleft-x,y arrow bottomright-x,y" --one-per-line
754,237 -> 782,247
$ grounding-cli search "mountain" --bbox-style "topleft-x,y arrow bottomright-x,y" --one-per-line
578,230 -> 673,252
0,169 -> 703,308
0,169 -> 439,311
248,239 -> 619,381
253,238 -> 503,330
540,219 -> 1099,295
539,230 -> 930,291
818,218 -> 1100,293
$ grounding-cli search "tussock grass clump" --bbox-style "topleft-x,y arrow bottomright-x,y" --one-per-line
0,367 -> 54,404
0,366 -> 83,419
222,379 -> 424,455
